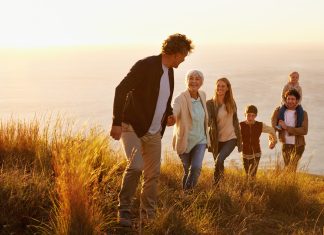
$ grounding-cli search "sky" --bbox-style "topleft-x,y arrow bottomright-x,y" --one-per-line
1,0 -> 324,48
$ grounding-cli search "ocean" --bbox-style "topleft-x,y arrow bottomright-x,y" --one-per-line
1,44 -> 323,174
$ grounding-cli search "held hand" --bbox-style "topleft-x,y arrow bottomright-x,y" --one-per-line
278,120 -> 287,130
269,142 -> 275,149
167,115 -> 176,126
110,125 -> 122,140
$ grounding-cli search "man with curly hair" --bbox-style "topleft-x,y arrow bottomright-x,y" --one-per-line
271,89 -> 308,172
110,33 -> 194,226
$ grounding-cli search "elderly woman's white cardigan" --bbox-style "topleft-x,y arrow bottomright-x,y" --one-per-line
172,90 -> 211,155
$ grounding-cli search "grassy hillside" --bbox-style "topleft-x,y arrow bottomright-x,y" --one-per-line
0,119 -> 323,234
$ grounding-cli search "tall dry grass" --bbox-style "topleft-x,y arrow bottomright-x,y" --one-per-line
0,118 -> 124,234
0,118 -> 323,234
150,155 -> 324,235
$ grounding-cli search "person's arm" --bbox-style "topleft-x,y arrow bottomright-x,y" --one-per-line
165,103 -> 175,127
271,108 -> 279,129
281,84 -> 288,104
286,111 -> 308,136
112,60 -> 145,127
165,105 -> 173,119
298,86 -> 303,103
172,96 -> 182,118
110,126 -> 123,140
165,69 -> 174,118
166,95 -> 183,127
262,122 -> 277,148
206,101 -> 213,127
233,109 -> 242,153
110,60 -> 145,140
233,111 -> 241,134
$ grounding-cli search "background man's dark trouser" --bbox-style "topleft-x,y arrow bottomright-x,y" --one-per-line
282,144 -> 305,172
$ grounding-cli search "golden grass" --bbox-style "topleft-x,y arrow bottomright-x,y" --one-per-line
0,118 -> 323,234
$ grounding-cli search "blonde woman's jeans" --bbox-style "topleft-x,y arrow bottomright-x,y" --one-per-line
214,138 -> 237,183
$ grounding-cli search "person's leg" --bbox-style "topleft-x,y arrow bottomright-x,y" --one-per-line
250,157 -> 260,178
214,139 -> 236,183
184,144 -> 206,189
179,152 -> 190,189
140,131 -> 162,220
289,145 -> 305,172
118,123 -> 143,226
282,144 -> 291,167
243,158 -> 252,177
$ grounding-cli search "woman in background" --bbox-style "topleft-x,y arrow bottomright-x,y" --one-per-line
172,69 -> 210,190
206,77 -> 242,184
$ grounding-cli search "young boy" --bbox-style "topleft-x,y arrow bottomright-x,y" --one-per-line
277,71 -> 304,130
240,105 -> 277,179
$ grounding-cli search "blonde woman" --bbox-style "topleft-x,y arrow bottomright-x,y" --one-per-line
206,78 -> 242,184
172,70 -> 210,190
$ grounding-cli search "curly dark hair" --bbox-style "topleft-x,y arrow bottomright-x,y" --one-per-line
161,33 -> 194,55
284,89 -> 301,100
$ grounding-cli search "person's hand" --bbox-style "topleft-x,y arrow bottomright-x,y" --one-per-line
110,125 -> 122,140
278,120 -> 287,130
269,142 -> 275,149
167,115 -> 176,126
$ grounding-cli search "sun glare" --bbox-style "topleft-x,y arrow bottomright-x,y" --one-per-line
1,0 -> 324,48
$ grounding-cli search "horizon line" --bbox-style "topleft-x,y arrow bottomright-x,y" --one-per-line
1,41 -> 324,50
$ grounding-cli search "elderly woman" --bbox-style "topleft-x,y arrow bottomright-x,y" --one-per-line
206,77 -> 242,184
172,69 -> 210,190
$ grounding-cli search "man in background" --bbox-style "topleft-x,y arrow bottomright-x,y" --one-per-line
271,89 -> 308,172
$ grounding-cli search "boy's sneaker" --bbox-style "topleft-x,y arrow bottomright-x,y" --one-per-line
117,210 -> 132,227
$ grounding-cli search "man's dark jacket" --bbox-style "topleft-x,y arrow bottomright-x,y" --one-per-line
112,54 -> 174,137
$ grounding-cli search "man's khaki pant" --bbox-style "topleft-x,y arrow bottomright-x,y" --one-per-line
118,123 -> 161,219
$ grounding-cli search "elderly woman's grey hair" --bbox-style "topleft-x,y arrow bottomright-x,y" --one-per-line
185,69 -> 204,84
